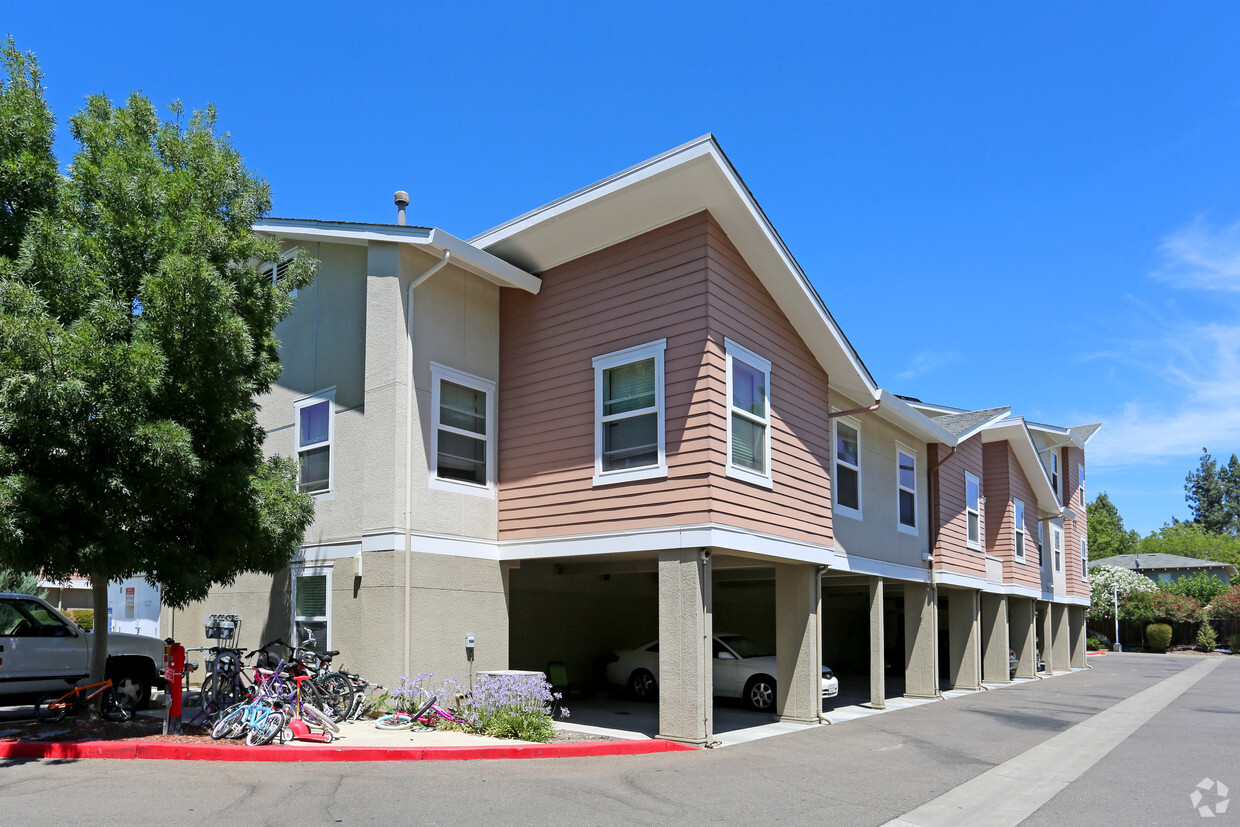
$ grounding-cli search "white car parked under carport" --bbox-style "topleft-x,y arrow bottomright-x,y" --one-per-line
605,633 -> 839,712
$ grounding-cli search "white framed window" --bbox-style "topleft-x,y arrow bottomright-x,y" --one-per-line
896,443 -> 917,535
833,418 -> 862,519
295,389 -> 335,496
1050,452 -> 1060,503
725,339 -> 773,488
1053,526 -> 1063,574
292,563 -> 331,654
1079,462 -> 1085,504
262,248 -> 299,299
430,363 -> 496,496
1081,538 -> 1089,580
593,340 -> 666,486
965,471 -> 982,549
1014,499 -> 1026,561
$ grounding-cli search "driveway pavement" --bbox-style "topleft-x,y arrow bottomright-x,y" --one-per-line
1,653 -> 1235,825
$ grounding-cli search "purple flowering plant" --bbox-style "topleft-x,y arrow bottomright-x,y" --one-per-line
385,671 -> 567,742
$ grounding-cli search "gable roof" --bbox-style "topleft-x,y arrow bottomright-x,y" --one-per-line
934,407 -> 1011,439
469,135 -> 879,406
1100,554 -> 1237,578
979,416 -> 1063,516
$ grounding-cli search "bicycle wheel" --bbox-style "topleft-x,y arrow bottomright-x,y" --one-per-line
246,710 -> 284,746
101,688 -> 135,722
314,672 -> 358,723
374,712 -> 415,731
300,701 -> 340,733
211,705 -> 247,740
35,693 -> 68,723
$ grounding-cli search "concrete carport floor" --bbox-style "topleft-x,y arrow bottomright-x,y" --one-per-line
820,574 -> 918,710
506,550 -> 830,746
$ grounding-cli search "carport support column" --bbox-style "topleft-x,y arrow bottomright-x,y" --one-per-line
1011,597 -> 1036,679
1039,601 -> 1055,676
775,563 -> 822,724
1069,605 -> 1087,668
947,588 -> 982,690
657,549 -> 712,746
980,593 -> 1010,684
869,577 -> 885,709
904,582 -> 937,699
1051,602 -> 1070,672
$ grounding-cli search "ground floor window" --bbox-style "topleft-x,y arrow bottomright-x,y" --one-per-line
293,564 -> 331,653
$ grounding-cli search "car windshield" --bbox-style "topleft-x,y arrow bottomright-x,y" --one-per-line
717,634 -> 772,658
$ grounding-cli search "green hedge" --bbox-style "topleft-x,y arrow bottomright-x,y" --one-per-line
1146,623 -> 1172,653
66,608 -> 94,631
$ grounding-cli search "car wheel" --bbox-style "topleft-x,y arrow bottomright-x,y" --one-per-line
744,675 -> 776,712
112,673 -> 151,710
629,669 -> 657,700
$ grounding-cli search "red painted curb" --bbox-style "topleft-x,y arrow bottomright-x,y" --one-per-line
0,737 -> 698,762
1085,651 -> 1107,656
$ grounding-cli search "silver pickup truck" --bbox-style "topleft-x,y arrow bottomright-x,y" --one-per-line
0,592 -> 167,708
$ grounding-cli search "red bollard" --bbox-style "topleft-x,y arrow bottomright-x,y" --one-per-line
162,639 -> 185,735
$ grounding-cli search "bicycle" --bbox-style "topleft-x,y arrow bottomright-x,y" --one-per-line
35,679 -> 135,723
374,683 -> 463,731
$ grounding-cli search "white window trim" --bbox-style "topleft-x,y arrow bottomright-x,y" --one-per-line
1013,499 -> 1026,562
292,562 -> 332,651
725,338 -> 773,489
1053,526 -> 1063,574
294,387 -> 335,500
1079,463 -> 1085,504
429,363 -> 497,498
592,339 -> 667,487
1081,538 -> 1089,580
263,248 -> 299,299
833,416 -> 863,520
1050,452 -> 1060,504
896,442 -> 918,536
965,471 -> 982,550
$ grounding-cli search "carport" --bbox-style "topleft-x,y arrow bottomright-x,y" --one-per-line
506,549 -> 828,744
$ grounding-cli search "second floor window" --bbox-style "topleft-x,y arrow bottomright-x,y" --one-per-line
1014,499 -> 1026,561
1051,452 -> 1060,503
593,340 -> 666,485
897,445 -> 917,533
295,391 -> 334,495
1053,526 -> 1063,573
726,339 -> 772,487
965,471 -> 982,549
1081,538 -> 1089,580
834,419 -> 861,516
430,364 -> 495,492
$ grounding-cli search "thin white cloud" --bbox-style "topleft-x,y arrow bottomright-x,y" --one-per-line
1152,217 -> 1240,292
895,349 -> 960,381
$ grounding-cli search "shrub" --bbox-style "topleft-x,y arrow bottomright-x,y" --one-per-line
1086,636 -> 1104,651
1150,591 -> 1203,624
1146,623 -> 1173,653
1197,623 -> 1218,652
392,671 -> 567,743
1207,586 -> 1240,621
1166,572 -> 1230,605
1087,565 -> 1158,625
1230,633 -> 1240,653
66,608 -> 94,631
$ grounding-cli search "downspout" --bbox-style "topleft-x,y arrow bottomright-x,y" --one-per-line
404,249 -> 453,677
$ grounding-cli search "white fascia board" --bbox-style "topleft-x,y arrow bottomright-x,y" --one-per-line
981,418 -> 1062,515
906,400 -> 969,416
953,409 -> 1014,442
875,390 -> 958,446
253,219 -> 540,294
470,135 -> 878,402
1026,421 -> 1085,451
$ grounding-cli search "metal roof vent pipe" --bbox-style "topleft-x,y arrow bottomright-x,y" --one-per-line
394,190 -> 410,226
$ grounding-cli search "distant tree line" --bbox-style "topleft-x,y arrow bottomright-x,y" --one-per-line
1088,448 -> 1240,569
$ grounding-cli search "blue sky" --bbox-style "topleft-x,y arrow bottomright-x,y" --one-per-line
9,2 -> 1240,534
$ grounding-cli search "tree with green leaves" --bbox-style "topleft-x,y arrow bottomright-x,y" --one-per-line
1086,492 -> 1139,560
0,37 -> 57,261
1137,521 -> 1240,569
1184,448 -> 1238,535
1164,570 -> 1230,605
0,39 -> 316,686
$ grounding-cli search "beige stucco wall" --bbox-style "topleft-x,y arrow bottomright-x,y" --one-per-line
161,551 -> 508,690
830,393 -> 932,571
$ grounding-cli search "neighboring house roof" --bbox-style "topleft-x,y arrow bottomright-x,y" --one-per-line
469,134 -> 950,443
1100,554 -> 1238,578
253,218 -> 542,294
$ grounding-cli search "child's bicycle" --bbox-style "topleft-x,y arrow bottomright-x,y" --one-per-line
35,679 -> 135,723
374,689 -> 463,731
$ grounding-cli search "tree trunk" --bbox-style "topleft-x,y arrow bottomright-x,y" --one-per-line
89,575 -> 109,685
